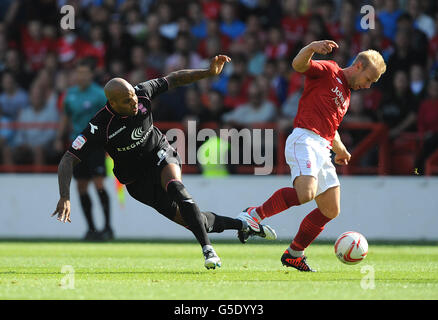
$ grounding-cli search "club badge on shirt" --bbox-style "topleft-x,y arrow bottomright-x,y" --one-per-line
72,135 -> 87,150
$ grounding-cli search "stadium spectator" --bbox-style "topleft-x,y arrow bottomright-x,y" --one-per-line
183,86 -> 212,123
377,0 -> 403,41
241,32 -> 266,76
105,19 -> 134,67
396,13 -> 428,67
368,18 -> 394,62
382,27 -> 420,90
341,91 -> 375,159
280,73 -> 305,129
316,0 -> 341,40
264,27 -> 289,60
188,1 -> 207,40
222,81 -> 277,126
219,1 -> 246,40
242,14 -> 266,45
377,70 -> 418,139
201,0 -> 221,20
0,72 -> 29,121
406,0 -> 435,40
164,32 -> 203,73
11,81 -> 58,165
144,35 -> 166,76
128,45 -> 160,82
414,77 -> 438,175
85,24 -> 107,72
21,20 -> 57,72
271,58 -> 290,106
262,59 -> 287,106
157,2 -> 179,40
55,59 -> 113,241
410,64 -> 428,105
2,49 -> 32,89
197,19 -> 231,59
205,89 -> 226,123
281,0 -> 309,46
222,74 -> 247,110
125,8 -> 147,42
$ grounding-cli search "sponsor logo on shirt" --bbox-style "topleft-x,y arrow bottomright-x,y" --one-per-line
131,127 -> 144,140
109,126 -> 126,139
72,135 -> 86,150
331,86 -> 347,110
89,122 -> 98,134
116,126 -> 153,152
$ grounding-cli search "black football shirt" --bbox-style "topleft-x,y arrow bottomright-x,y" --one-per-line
67,77 -> 170,184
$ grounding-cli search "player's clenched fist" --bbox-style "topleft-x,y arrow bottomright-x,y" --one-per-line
310,40 -> 339,55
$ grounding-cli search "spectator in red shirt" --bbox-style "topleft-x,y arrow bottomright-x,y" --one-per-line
197,19 -> 231,59
265,27 -> 289,60
201,0 -> 221,20
281,0 -> 309,47
223,74 -> 248,110
415,78 -> 438,175
316,0 -> 341,40
21,20 -> 54,72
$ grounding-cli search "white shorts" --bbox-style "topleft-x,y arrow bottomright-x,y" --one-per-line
285,128 -> 340,197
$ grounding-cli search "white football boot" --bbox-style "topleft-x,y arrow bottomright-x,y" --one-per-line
236,207 -> 277,243
203,245 -> 221,269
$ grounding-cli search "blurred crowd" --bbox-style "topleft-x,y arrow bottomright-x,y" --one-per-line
0,0 -> 438,174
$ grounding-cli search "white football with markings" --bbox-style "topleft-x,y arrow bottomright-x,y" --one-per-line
334,231 -> 368,265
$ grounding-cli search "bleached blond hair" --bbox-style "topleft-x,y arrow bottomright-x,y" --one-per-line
352,50 -> 387,79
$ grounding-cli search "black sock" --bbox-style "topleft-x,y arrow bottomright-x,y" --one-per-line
79,193 -> 96,231
167,180 -> 211,247
97,188 -> 111,229
201,211 -> 243,233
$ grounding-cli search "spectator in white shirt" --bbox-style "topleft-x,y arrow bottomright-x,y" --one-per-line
12,81 -> 59,165
222,81 -> 277,126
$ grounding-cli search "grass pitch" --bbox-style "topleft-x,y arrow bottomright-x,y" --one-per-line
0,240 -> 437,300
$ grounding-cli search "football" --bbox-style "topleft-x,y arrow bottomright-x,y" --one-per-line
334,231 -> 368,265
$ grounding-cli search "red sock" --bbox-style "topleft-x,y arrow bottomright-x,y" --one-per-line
290,208 -> 332,251
256,187 -> 300,220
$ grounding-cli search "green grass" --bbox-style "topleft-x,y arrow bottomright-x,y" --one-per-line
0,240 -> 438,300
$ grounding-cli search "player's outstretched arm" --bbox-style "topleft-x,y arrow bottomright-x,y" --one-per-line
51,152 -> 80,223
292,40 -> 339,73
165,55 -> 231,90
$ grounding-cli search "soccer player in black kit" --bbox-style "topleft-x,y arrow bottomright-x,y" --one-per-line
51,55 -> 276,269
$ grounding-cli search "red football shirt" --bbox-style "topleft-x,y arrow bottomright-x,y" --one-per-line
293,60 -> 351,142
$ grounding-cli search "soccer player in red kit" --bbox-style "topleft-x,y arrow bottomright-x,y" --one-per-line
237,40 -> 387,271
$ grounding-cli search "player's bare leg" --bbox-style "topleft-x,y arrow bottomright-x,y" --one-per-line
315,186 -> 341,220
161,163 -> 221,269
293,175 -> 318,204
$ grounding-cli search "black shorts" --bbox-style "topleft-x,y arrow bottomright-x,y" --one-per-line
125,143 -> 182,221
73,148 -> 107,180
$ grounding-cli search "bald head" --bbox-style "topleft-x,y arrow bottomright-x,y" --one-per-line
104,77 -> 132,100
104,77 -> 139,116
